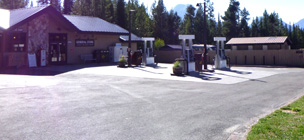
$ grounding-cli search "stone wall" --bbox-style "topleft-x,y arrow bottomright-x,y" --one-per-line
27,14 -> 49,63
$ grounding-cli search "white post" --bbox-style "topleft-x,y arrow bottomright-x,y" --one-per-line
150,41 -> 153,57
215,40 -> 220,68
189,39 -> 193,50
143,40 -> 147,65
182,39 -> 186,58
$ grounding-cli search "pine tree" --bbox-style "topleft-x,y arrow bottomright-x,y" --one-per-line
151,0 -> 168,41
105,0 -> 115,23
250,17 -> 259,37
260,10 -> 270,36
37,0 -> 48,5
37,0 -> 61,11
206,0 -> 216,44
0,0 -> 29,9
268,12 -> 279,36
126,0 -> 138,32
50,0 -> 61,11
167,10 -> 181,44
239,8 -> 250,37
134,4 -> 152,37
73,0 -> 93,16
222,0 -> 240,40
63,0 -> 73,14
100,0 -> 106,19
182,5 -> 195,35
216,14 -> 223,36
194,5 -> 204,43
116,0 -> 126,28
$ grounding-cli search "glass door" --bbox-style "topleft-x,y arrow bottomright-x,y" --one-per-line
49,34 -> 67,65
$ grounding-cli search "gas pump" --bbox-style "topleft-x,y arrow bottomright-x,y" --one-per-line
214,37 -> 229,69
142,37 -> 155,66
179,35 -> 195,73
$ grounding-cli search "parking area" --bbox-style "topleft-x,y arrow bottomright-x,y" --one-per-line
50,63 -> 302,84
0,64 -> 304,140
15,63 -> 301,84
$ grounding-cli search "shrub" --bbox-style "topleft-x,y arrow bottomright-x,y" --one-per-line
173,61 -> 181,68
154,38 -> 165,50
119,55 -> 127,63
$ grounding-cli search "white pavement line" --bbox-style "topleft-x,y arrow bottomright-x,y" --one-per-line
225,124 -> 241,134
107,84 -> 153,104
0,75 -> 58,89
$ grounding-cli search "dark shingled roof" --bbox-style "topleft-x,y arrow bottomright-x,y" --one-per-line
226,36 -> 291,45
160,45 -> 188,50
0,5 -> 130,35
120,33 -> 143,42
64,15 -> 129,34
0,6 -> 47,29
9,6 -> 46,28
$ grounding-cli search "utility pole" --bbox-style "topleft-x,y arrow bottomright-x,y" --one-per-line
203,2 -> 208,70
128,10 -> 135,67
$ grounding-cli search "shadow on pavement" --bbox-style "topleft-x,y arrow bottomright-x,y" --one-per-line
145,64 -> 168,69
222,69 -> 252,75
188,72 -> 222,81
0,63 -> 116,76
214,71 -> 267,83
132,67 -> 163,74
187,68 -> 266,83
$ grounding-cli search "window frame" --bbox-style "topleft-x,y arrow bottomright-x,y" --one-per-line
9,32 -> 27,52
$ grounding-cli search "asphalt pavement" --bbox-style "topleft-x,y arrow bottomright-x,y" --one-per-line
0,64 -> 303,140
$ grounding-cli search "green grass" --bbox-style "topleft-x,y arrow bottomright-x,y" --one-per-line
247,96 -> 304,140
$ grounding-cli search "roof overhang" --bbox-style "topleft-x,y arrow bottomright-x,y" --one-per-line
226,36 -> 292,45
179,35 -> 195,40
119,34 -> 143,42
142,37 -> 155,41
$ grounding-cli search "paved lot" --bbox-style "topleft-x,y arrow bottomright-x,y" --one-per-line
0,64 -> 304,140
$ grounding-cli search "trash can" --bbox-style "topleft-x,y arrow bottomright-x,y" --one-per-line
100,50 -> 110,62
195,53 -> 203,72
132,51 -> 142,66
175,58 -> 188,75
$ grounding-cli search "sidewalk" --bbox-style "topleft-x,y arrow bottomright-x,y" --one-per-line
57,63 -> 298,84
1,63 -> 301,84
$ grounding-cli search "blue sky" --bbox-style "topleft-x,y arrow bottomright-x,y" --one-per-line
139,0 -> 304,24
30,0 -> 303,23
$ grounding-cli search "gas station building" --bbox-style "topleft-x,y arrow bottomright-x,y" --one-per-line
0,5 -> 142,68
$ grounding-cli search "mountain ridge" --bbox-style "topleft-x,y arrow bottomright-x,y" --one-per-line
296,19 -> 304,29
173,4 -> 190,20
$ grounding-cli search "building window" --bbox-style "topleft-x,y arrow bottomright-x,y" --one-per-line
10,32 -> 26,52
